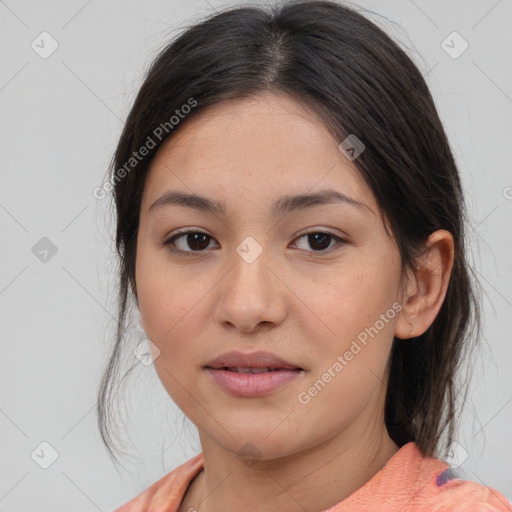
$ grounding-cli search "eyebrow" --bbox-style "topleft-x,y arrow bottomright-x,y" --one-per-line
148,188 -> 373,217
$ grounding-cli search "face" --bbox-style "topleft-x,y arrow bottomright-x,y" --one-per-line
135,91 -> 404,460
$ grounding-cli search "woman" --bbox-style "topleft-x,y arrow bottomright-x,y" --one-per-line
98,1 -> 511,510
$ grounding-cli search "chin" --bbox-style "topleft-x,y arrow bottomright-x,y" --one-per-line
208,426 -> 307,463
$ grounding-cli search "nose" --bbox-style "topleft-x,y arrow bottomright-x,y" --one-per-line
215,239 -> 287,334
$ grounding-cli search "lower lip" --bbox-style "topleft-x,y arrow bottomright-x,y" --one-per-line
206,368 -> 302,397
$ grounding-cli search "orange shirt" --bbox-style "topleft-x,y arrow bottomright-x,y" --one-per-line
114,442 -> 511,511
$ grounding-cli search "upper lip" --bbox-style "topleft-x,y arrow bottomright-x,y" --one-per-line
205,351 -> 303,370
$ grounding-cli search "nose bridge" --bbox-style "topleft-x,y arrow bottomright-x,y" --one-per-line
230,234 -> 272,289
215,233 -> 283,331
235,234 -> 267,267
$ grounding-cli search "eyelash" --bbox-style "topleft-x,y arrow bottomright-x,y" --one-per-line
161,228 -> 347,257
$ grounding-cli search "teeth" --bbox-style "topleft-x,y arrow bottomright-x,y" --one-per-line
225,367 -> 279,373
248,367 -> 273,374
236,367 -> 254,373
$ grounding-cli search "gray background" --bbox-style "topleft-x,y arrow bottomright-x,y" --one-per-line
1,0 -> 511,510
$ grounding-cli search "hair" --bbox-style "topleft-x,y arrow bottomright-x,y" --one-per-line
97,0 -> 481,467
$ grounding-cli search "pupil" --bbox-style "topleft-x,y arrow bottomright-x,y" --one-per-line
309,233 -> 330,251
188,233 -> 209,250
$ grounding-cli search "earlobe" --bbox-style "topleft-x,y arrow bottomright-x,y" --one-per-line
394,230 -> 454,340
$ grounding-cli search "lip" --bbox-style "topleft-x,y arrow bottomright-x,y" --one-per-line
205,350 -> 302,370
204,351 -> 304,398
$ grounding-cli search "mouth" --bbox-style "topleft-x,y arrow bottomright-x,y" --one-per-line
204,351 -> 305,397
204,350 -> 305,396
208,366 -> 304,374
205,366 -> 304,397
205,350 -> 303,371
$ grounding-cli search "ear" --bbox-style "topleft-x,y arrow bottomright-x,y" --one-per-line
394,229 -> 455,339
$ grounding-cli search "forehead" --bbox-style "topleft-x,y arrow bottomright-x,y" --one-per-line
141,92 -> 375,214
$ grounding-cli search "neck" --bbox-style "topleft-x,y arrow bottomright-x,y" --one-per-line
183,415 -> 399,512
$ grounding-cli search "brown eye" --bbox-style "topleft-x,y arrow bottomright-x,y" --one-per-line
162,229 -> 346,257
163,230 -> 217,254
292,231 -> 346,253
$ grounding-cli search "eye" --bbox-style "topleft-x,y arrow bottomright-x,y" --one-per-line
162,229 -> 217,255
161,229 -> 346,256
291,231 -> 346,253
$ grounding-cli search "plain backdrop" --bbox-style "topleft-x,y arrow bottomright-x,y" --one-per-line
1,0 -> 511,510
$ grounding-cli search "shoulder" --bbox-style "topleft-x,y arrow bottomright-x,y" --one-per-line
335,443 -> 511,512
113,452 -> 204,512
397,443 -> 512,511
422,470 -> 512,512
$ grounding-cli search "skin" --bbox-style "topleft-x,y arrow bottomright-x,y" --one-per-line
134,91 -> 455,512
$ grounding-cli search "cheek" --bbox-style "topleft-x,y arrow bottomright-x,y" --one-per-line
137,245 -> 199,336
296,269 -> 399,430
295,253 -> 400,357
136,258 -> 209,415
135,249 -> 224,402
136,250 -> 192,363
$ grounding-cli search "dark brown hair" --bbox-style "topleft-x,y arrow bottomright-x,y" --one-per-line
97,0 -> 481,467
